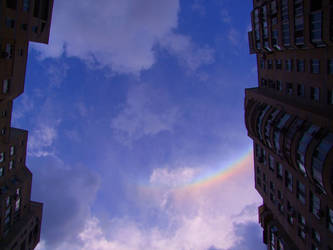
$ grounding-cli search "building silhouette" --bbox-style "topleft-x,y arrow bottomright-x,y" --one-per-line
246,0 -> 333,249
0,0 -> 53,249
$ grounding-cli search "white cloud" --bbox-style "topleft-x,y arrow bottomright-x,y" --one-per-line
221,9 -> 231,24
33,0 -> 214,75
160,33 -> 215,72
111,84 -> 181,145
227,28 -> 241,47
28,123 -> 58,157
37,154 -> 265,250
46,61 -> 69,87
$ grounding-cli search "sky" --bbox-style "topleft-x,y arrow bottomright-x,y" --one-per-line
12,0 -> 266,249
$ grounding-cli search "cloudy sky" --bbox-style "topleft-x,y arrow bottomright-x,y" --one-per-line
13,0 -> 265,249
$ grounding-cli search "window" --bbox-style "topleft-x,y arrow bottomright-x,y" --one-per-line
310,11 -> 322,43
329,90 -> 333,104
281,0 -> 290,46
310,87 -> 320,102
268,60 -> 273,69
294,0 -> 304,45
328,59 -> 333,74
286,83 -> 293,95
6,0 -> 17,9
272,30 -> 279,47
310,192 -> 321,219
0,152 -> 5,162
276,80 -> 282,91
21,23 -> 27,31
312,229 -> 320,243
275,59 -> 282,70
19,48 -> 24,56
256,176 -> 262,187
311,0 -> 322,11
297,125 -> 320,177
268,155 -> 275,171
276,163 -> 283,179
6,196 -> 10,207
1,128 -> 6,135
297,181 -> 306,204
297,84 -> 305,97
9,160 -> 14,170
32,25 -> 38,33
298,214 -> 306,240
10,146 -> 15,156
285,170 -> 293,191
23,0 -> 30,11
3,80 -> 10,94
311,59 -> 320,73
15,198 -> 20,212
260,59 -> 265,69
297,60 -> 305,72
312,133 -> 333,189
5,44 -> 13,59
329,208 -> 333,232
6,18 -> 15,29
285,59 -> 292,72
0,167 -> 3,176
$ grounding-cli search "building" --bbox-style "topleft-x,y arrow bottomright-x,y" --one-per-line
245,0 -> 333,249
0,0 -> 53,249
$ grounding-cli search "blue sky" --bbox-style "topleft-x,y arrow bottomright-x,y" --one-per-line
13,0 -> 265,249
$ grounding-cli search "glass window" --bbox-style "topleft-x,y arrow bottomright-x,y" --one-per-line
329,90 -> 333,104
0,152 -> 5,162
268,60 -> 273,69
286,83 -> 293,95
2,80 -> 9,94
312,133 -> 333,188
312,229 -> 320,243
15,198 -> 20,212
269,155 -> 275,171
297,181 -> 306,204
9,160 -> 14,170
10,146 -> 14,156
277,163 -> 283,179
311,59 -> 320,73
329,59 -> 333,74
285,59 -> 292,72
5,18 -> 15,29
0,167 -> 3,176
5,44 -> 13,59
6,196 -> 10,207
6,0 -> 17,9
285,170 -> 293,191
297,60 -> 305,72
23,0 -> 30,11
298,214 -> 306,240
310,192 -> 321,219
275,59 -> 282,69
281,0 -> 290,46
297,84 -> 305,97
276,80 -> 282,91
310,11 -> 322,43
310,87 -> 320,102
328,208 -> 333,232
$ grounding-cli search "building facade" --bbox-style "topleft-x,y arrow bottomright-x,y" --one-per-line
0,0 -> 53,249
246,0 -> 333,249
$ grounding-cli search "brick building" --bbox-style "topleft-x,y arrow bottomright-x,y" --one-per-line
0,0 -> 53,249
245,0 -> 333,249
